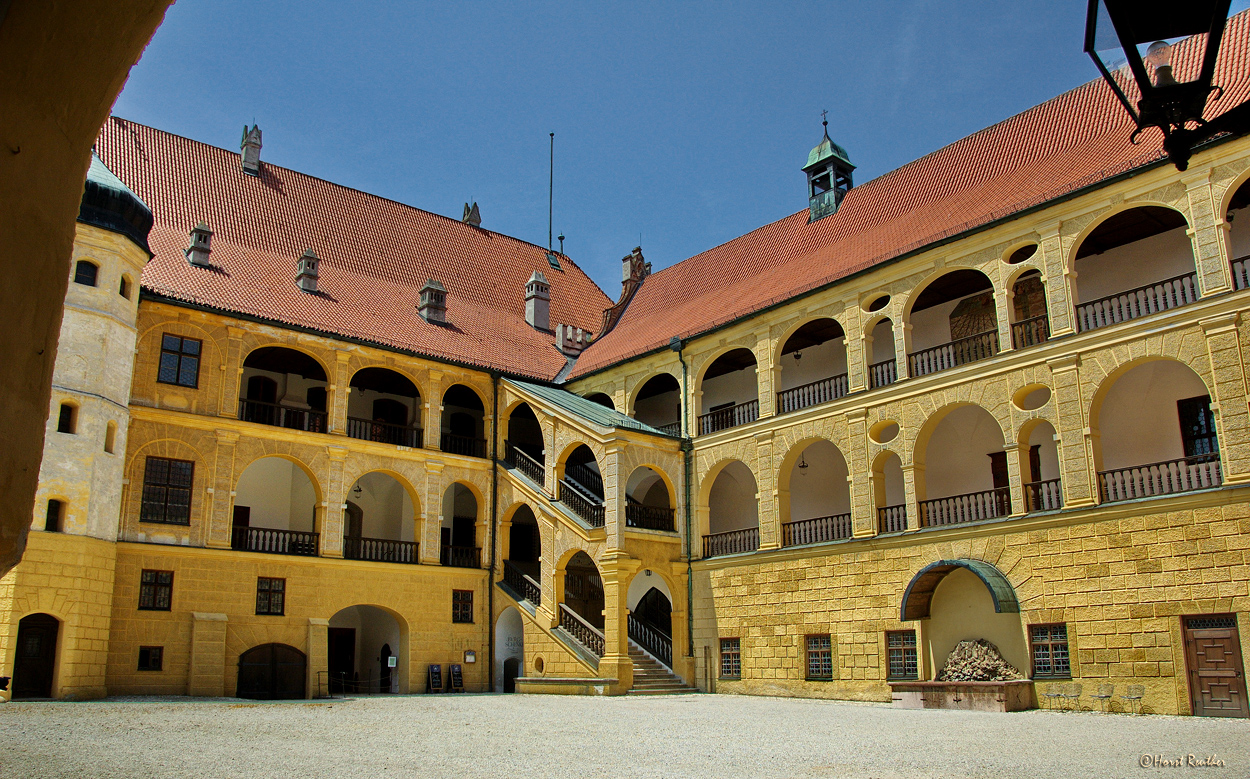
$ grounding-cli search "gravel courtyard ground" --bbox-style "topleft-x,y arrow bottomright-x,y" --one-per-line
1,693 -> 1247,779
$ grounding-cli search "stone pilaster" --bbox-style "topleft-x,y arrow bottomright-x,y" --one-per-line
220,326 -> 246,418
321,446 -> 348,558
426,369 -> 444,452
207,429 -> 238,548
847,331 -> 868,392
994,288 -> 1013,353
603,441 -> 627,550
755,429 -> 779,550
894,321 -> 912,380
1048,354 -> 1095,507
1038,225 -> 1076,337
1184,169 -> 1234,296
597,551 -> 640,693
901,462 -> 920,532
422,458 -> 445,564
1201,313 -> 1250,482
330,350 -> 351,435
307,618 -> 329,698
846,409 -> 874,537
188,612 -> 227,697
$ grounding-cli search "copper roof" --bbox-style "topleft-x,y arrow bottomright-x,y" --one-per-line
95,118 -> 611,380
568,13 -> 1250,378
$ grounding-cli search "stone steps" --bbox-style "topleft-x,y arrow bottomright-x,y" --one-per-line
626,643 -> 697,695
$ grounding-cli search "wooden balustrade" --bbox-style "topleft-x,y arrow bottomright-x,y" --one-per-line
1098,454 -> 1222,503
504,440 -> 545,485
231,526 -> 319,557
440,432 -> 487,458
1011,314 -> 1050,349
625,502 -> 675,532
503,560 -> 541,605
919,487 -> 1011,527
702,527 -> 759,558
782,513 -> 852,546
557,479 -> 605,527
697,399 -> 759,435
655,421 -> 682,436
440,545 -> 481,568
877,505 -> 907,533
559,603 -> 605,657
346,416 -> 422,448
343,536 -> 419,564
1023,479 -> 1063,512
777,373 -> 849,414
1233,256 -> 1250,291
908,330 -> 998,378
628,614 -> 672,667
237,398 -> 328,433
869,358 -> 897,388
1075,271 -> 1199,333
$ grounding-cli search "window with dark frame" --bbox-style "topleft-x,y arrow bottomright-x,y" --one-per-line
255,577 -> 286,616
140,456 -> 194,525
74,260 -> 98,287
806,634 -> 833,680
886,630 -> 918,680
452,589 -> 474,623
137,646 -> 163,671
158,334 -> 201,388
138,570 -> 173,611
1177,395 -> 1218,457
57,403 -> 76,434
1029,623 -> 1071,679
719,637 -> 741,679
44,499 -> 63,533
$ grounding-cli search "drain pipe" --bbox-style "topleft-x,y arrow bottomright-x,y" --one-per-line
487,371 -> 500,692
669,336 -> 695,660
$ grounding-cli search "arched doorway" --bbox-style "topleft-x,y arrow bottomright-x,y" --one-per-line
12,613 -> 59,699
347,367 -> 422,447
504,403 -> 545,484
328,605 -> 404,694
503,505 -> 542,606
873,451 -> 906,532
236,643 -> 306,700
627,572 -> 674,667
782,439 -> 851,545
440,483 -> 480,568
495,607 -> 524,692
867,317 -> 898,388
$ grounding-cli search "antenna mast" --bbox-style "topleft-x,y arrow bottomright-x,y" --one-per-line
548,132 -> 555,251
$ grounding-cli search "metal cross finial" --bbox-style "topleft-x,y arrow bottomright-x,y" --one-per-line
821,109 -> 828,128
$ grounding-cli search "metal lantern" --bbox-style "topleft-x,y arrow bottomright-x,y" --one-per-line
1085,0 -> 1237,169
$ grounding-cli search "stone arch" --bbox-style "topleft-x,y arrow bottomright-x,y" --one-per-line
553,548 -> 605,631
871,449 -> 906,531
625,463 -> 676,508
776,437 -> 851,540
901,266 -> 997,321
341,469 -> 421,550
627,370 -> 681,416
913,402 -> 1008,507
240,343 -> 332,384
584,392 -> 615,411
325,603 -> 410,694
900,558 -> 1020,621
773,313 -> 848,369
701,459 -> 759,554
502,502 -> 542,564
1066,201 -> 1193,272
441,480 -> 484,561
495,606 -> 525,692
235,452 -> 324,505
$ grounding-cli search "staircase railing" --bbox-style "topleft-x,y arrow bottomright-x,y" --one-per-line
1098,454 -> 1221,503
697,399 -> 759,435
345,417 -> 422,448
1011,314 -> 1050,349
1075,271 -> 1199,333
776,373 -> 849,414
908,330 -> 998,378
702,527 -> 759,558
343,536 -> 419,564
441,432 -> 487,458
559,603 -> 605,657
782,513 -> 852,546
628,614 -> 672,668
919,487 -> 1011,527
231,526 -> 319,557
1023,478 -> 1063,512
565,461 -> 605,500
504,440 -> 545,486
237,398 -> 328,433
557,479 -> 605,527
869,358 -> 897,388
877,504 -> 907,533
502,560 -> 541,606
440,545 -> 481,568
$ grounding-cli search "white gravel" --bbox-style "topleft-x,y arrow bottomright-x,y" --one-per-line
1,693 -> 1247,779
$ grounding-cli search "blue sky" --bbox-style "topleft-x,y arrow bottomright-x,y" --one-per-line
113,2 -> 1242,294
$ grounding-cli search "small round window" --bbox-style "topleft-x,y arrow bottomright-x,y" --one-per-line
869,420 -> 900,444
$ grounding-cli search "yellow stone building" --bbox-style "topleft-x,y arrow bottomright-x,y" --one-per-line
3,25 -> 1250,717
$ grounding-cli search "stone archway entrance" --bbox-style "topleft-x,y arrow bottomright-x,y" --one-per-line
237,643 -> 306,700
495,607 -> 524,693
12,614 -> 59,699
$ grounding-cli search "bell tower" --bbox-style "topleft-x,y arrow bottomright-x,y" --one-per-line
803,113 -> 854,222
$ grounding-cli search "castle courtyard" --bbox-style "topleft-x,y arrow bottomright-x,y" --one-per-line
1,694 -> 1245,779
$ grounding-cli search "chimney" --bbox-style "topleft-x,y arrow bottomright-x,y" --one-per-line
241,124 -> 263,175
525,271 -> 550,331
556,324 -> 591,356
296,249 -> 320,293
621,246 -> 649,294
418,279 -> 448,323
186,222 -> 213,267
461,202 -> 481,227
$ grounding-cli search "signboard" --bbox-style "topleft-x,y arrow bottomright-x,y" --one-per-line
387,656 -> 397,668
449,663 -> 464,693
463,650 -> 476,664
426,664 -> 442,693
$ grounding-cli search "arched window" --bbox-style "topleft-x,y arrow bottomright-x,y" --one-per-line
74,260 -> 98,287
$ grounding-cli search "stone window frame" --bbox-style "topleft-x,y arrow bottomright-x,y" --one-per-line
255,577 -> 286,616
137,646 -> 163,671
886,630 -> 918,681
138,569 -> 174,611
805,633 -> 833,681
157,333 -> 202,389
140,456 -> 194,525
73,259 -> 98,287
452,589 -> 474,624
1028,623 -> 1072,679
44,499 -> 63,533
56,402 -> 77,434
719,637 -> 742,679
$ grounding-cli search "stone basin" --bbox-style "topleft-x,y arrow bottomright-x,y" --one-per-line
889,680 -> 1034,712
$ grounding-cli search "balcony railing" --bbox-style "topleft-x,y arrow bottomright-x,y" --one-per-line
238,398 -> 328,433
782,513 -> 852,546
231,526 -> 319,557
503,560 -> 541,606
343,536 -> 419,564
702,527 -> 759,558
346,417 -> 422,448
919,487 -> 1011,527
777,373 -> 849,414
628,614 -> 672,668
558,479 -> 605,527
559,603 -> 605,657
1098,454 -> 1222,503
869,359 -> 897,389
908,330 -> 999,378
440,545 -> 481,568
625,502 -> 675,532
504,441 -> 545,486
1023,479 -> 1063,512
878,505 -> 907,533
655,421 -> 682,436
1075,271 -> 1199,333
697,399 -> 759,435
1011,314 -> 1050,349
1233,256 -> 1250,290
440,432 -> 487,458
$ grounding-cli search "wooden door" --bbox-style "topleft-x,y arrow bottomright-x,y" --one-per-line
327,628 -> 355,694
503,657 -> 520,693
237,643 -> 306,700
12,614 -> 58,699
1183,615 -> 1249,718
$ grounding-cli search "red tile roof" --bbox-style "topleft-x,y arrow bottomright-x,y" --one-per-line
569,12 -> 1250,378
95,118 -> 612,380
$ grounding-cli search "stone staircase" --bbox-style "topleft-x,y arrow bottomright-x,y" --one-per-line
626,642 -> 697,695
